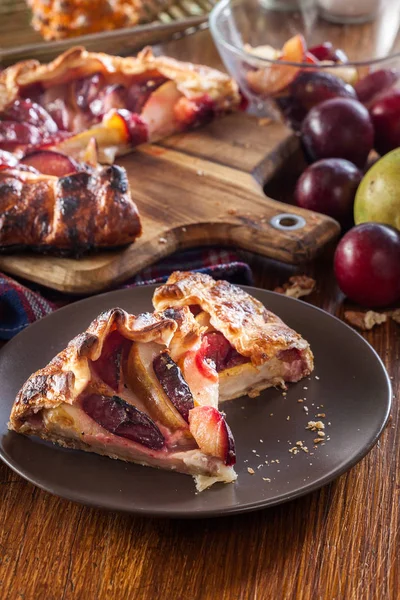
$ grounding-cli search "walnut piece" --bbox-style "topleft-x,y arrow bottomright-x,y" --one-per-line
390,309 -> 400,324
274,275 -> 316,299
344,310 -> 387,330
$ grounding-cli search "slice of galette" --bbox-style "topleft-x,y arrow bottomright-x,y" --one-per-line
153,272 -> 314,401
8,307 -> 236,491
0,46 -> 240,163
0,149 -> 141,255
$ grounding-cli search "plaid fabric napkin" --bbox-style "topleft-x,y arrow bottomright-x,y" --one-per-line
0,247 -> 253,340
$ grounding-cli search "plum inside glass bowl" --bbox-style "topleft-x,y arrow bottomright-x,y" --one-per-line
209,0 -> 400,128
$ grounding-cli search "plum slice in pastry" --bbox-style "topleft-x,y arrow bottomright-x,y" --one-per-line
8,306 -> 236,492
0,47 -> 240,163
152,272 -> 314,401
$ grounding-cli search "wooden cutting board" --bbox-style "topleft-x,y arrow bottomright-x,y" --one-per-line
0,114 -> 340,294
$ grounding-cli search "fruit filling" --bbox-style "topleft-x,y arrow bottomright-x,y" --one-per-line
200,332 -> 249,373
82,329 -> 235,465
0,147 -> 89,178
188,405 -> 236,466
91,329 -> 132,392
152,352 -> 194,422
81,393 -> 165,450
1,73 -> 218,160
20,75 -> 168,134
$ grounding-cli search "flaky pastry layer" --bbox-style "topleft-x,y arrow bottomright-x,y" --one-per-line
153,271 -> 314,369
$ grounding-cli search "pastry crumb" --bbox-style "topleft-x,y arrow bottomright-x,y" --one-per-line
262,477 -> 271,482
306,420 -> 325,431
286,416 -> 290,420
344,310 -> 387,330
247,467 -> 255,474
289,440 -> 308,454
274,275 -> 316,299
297,399 -> 304,403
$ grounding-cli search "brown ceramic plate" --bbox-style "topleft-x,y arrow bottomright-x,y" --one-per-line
0,286 -> 391,518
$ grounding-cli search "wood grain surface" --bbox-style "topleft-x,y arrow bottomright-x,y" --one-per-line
0,29 -> 399,600
0,114 -> 339,294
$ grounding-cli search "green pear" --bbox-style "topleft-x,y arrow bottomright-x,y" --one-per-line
354,148 -> 400,231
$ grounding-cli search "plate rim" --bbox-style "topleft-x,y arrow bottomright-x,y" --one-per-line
0,284 -> 392,518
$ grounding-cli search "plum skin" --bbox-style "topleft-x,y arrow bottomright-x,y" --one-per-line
370,89 -> 400,156
295,158 -> 362,229
152,352 -> 194,422
301,98 -> 374,168
289,71 -> 356,112
355,69 -> 399,106
334,223 -> 400,307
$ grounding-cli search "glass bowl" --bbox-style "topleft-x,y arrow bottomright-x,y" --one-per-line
209,0 -> 400,126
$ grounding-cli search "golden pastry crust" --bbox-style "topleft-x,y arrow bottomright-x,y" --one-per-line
0,46 -> 240,114
9,306 -> 187,428
0,164 -> 142,254
153,271 -> 314,367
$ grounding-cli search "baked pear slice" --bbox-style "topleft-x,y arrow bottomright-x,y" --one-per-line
126,341 -> 190,430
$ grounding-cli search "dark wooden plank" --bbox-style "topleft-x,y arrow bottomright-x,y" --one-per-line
158,113 -> 299,184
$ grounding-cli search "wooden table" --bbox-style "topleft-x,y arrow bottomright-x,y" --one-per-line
1,29 -> 399,600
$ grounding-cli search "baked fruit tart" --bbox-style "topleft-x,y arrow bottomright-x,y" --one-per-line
0,47 -> 239,254
0,46 -> 240,163
9,275 -> 313,490
9,305 -> 237,491
153,271 -> 314,401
